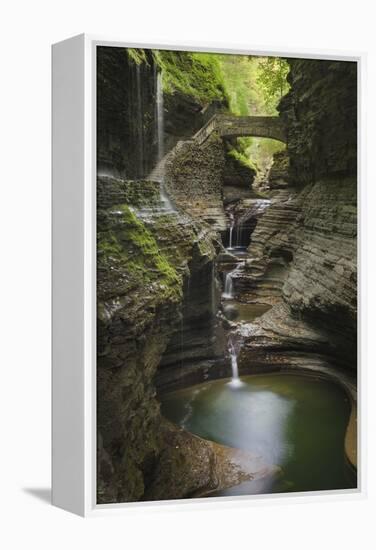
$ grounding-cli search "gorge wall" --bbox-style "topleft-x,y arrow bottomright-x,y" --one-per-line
97,48 -> 227,179
97,48 -> 158,178
237,59 -> 357,369
96,176 -> 224,502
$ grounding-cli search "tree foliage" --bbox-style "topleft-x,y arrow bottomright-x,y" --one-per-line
144,49 -> 290,175
256,57 -> 290,111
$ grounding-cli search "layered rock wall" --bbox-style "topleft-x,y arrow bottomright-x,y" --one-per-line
279,60 -> 357,186
164,136 -> 227,231
96,176 -> 220,502
242,59 -> 357,367
97,48 -> 158,178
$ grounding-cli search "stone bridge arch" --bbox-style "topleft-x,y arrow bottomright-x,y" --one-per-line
194,114 -> 287,145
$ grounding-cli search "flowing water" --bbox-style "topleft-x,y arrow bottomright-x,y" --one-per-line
155,71 -> 175,211
161,373 -> 357,495
156,71 -> 164,162
228,226 -> 234,249
227,339 -> 243,388
223,272 -> 234,299
227,213 -> 235,250
136,64 -> 144,178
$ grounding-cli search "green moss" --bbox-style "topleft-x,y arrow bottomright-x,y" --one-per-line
197,235 -> 215,260
153,50 -> 228,104
127,48 -> 149,66
228,148 -> 258,172
98,205 -> 182,301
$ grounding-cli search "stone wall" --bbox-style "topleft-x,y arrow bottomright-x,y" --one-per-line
164,135 -> 227,231
240,58 -> 357,367
194,114 -> 286,145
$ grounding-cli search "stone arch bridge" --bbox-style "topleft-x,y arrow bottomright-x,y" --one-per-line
193,114 -> 287,145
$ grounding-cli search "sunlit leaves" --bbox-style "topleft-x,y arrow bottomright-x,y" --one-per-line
256,57 -> 290,111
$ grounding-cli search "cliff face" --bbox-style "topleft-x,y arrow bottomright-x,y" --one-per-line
96,49 -> 238,503
279,59 -> 357,186
164,136 -> 228,231
96,176 -> 225,502
97,48 -> 158,178
239,59 -> 357,367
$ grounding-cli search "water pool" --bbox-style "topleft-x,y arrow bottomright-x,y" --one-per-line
161,373 -> 356,495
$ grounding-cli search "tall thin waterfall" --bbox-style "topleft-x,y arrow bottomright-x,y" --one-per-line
155,70 -> 174,211
156,71 -> 164,162
229,226 -> 234,249
223,271 -> 234,299
228,338 -> 243,388
136,64 -> 144,178
228,214 -> 235,250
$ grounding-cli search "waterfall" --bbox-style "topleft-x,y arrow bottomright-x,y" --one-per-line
136,64 -> 144,177
156,71 -> 164,162
228,226 -> 234,250
228,338 -> 243,388
223,271 -> 234,299
211,263 -> 216,318
155,70 -> 175,211
227,214 -> 235,250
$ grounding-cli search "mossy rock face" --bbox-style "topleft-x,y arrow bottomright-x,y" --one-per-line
154,50 -> 228,105
98,203 -> 182,301
97,48 -> 158,178
96,174 -> 219,503
223,147 -> 257,189
97,177 -> 161,209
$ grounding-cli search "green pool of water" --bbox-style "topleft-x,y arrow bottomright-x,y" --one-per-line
161,373 -> 357,496
222,301 -> 272,322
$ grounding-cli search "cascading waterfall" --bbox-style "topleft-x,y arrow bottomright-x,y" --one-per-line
155,70 -> 175,211
228,338 -> 243,388
156,71 -> 164,162
228,214 -> 235,250
229,226 -> 234,249
136,64 -> 144,178
223,271 -> 234,299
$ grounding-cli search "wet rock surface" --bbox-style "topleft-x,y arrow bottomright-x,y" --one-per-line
97,176 -> 220,503
97,48 -> 158,178
144,420 -> 279,500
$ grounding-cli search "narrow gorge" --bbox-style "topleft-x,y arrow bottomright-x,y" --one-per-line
96,48 -> 357,503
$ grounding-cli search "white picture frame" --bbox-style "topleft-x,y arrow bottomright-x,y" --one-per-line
52,34 -> 366,517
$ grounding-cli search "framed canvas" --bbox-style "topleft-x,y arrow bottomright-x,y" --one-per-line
52,34 -> 365,516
